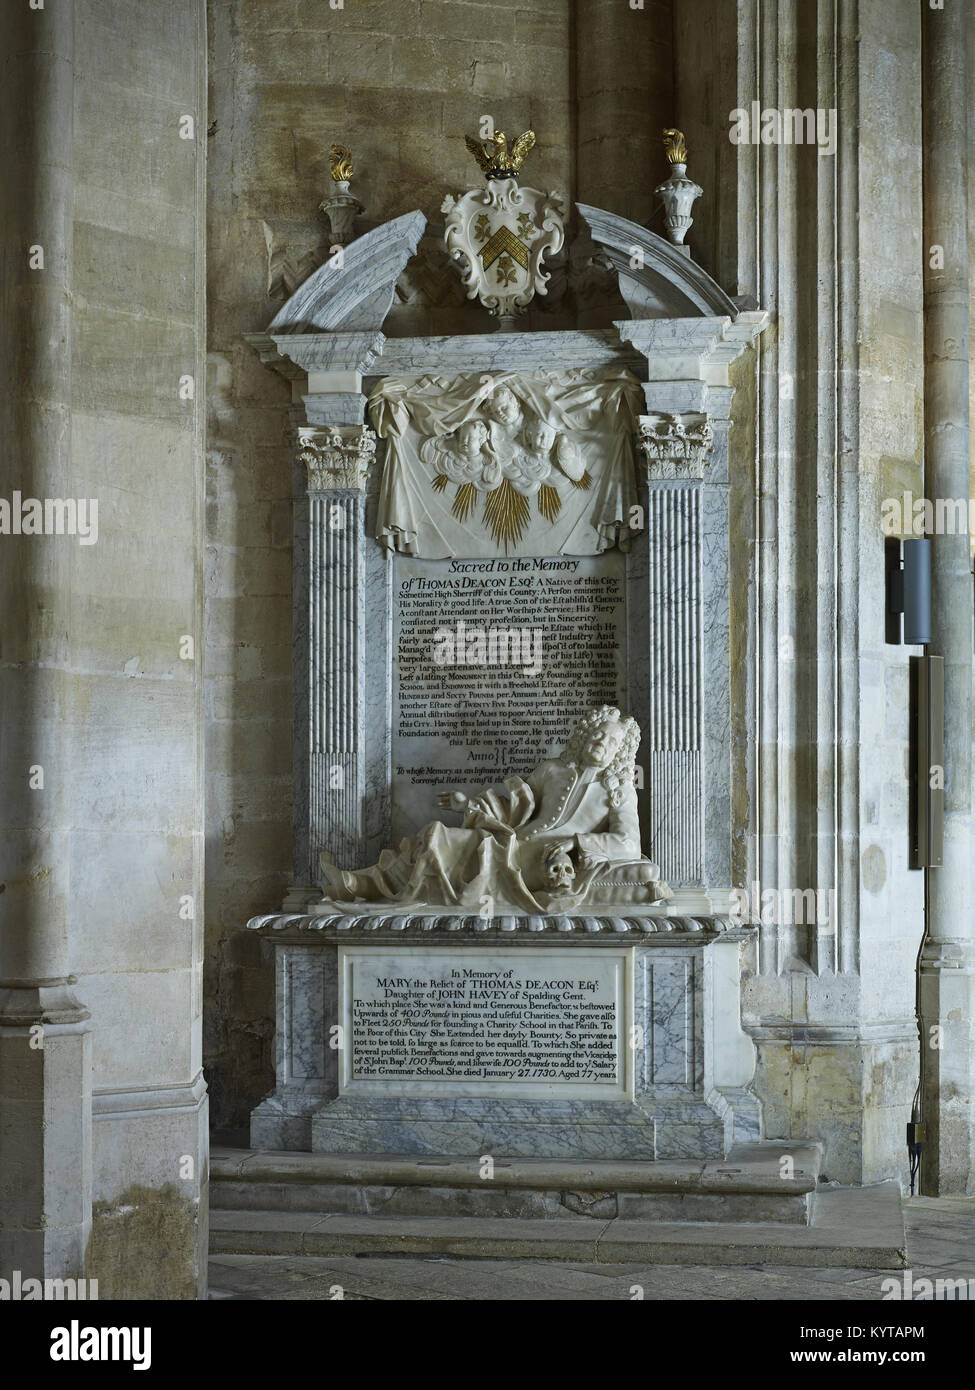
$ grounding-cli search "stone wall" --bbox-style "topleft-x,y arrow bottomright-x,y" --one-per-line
72,0 -> 209,1297
4,0 -> 971,1299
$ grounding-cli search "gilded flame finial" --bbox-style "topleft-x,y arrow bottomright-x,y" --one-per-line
329,144 -> 354,183
662,129 -> 688,166
464,128 -> 536,180
321,145 -> 363,246
655,128 -> 701,248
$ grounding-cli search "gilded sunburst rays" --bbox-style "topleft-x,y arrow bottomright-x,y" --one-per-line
424,411 -> 587,550
452,481 -> 478,524
443,478 -> 563,541
482,477 -> 531,552
537,483 -> 561,523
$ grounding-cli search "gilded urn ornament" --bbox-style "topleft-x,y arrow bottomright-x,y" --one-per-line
655,128 -> 702,248
443,128 -> 565,322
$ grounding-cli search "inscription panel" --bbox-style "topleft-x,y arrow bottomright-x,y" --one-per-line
339,946 -> 632,1100
392,552 -> 626,839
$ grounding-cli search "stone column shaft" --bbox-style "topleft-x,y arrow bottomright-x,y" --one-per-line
0,0 -> 92,1283
919,0 -> 975,1195
636,397 -> 735,907
0,0 -> 74,984
286,422 -> 376,905
645,480 -> 704,884
309,486 -> 367,874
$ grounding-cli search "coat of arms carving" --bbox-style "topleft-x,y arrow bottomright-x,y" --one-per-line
442,129 -> 566,321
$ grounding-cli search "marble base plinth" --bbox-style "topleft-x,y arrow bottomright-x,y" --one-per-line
247,910 -> 759,1161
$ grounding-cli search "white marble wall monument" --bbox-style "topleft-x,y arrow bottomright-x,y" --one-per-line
246,205 -> 768,1159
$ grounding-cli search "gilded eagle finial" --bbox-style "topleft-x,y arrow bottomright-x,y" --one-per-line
329,144 -> 354,182
464,128 -> 536,180
662,129 -> 688,165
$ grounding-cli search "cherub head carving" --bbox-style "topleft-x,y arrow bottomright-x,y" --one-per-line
456,419 -> 489,456
523,419 -> 556,454
485,386 -> 522,427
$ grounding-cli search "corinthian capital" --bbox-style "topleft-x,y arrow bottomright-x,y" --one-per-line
296,425 -> 377,493
635,413 -> 713,481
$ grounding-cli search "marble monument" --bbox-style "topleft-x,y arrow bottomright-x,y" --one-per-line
245,132 -> 770,1161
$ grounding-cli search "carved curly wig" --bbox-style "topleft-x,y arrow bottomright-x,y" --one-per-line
562,705 -> 640,808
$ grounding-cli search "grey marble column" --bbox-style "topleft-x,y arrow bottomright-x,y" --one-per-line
636,408 -> 733,902
286,425 -> 377,907
615,313 -> 767,914
644,477 -> 703,885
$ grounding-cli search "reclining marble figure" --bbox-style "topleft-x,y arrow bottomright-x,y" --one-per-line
319,706 -> 672,913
